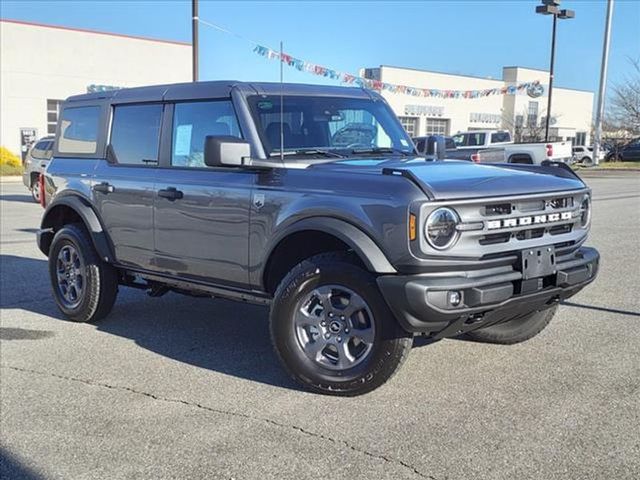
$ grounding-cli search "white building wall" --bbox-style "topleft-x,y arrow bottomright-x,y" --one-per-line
378,66 -> 504,137
0,20 -> 191,155
370,65 -> 593,144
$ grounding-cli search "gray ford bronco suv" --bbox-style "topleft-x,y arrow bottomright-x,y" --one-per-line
38,81 -> 599,395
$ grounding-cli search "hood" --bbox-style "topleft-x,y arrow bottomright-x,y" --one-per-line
309,158 -> 586,200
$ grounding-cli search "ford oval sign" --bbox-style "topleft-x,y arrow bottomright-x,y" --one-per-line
527,83 -> 545,98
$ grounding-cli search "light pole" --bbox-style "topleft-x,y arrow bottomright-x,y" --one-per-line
593,0 -> 614,166
536,0 -> 575,142
192,0 -> 199,82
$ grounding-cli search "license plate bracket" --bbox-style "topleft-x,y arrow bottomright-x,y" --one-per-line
520,246 -> 556,280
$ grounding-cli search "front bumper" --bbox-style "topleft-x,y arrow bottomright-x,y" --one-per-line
378,246 -> 599,337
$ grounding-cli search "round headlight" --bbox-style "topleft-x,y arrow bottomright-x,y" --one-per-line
425,207 -> 460,250
579,196 -> 591,228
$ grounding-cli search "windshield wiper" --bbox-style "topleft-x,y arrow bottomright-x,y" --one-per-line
349,147 -> 413,157
270,148 -> 346,159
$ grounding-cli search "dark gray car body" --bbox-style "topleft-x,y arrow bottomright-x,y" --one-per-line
38,81 -> 599,336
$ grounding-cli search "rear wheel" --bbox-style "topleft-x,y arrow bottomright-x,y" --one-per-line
30,176 -> 41,203
466,305 -> 557,345
48,224 -> 118,323
270,252 -> 412,396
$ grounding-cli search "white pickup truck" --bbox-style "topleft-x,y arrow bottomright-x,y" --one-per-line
447,130 -> 574,165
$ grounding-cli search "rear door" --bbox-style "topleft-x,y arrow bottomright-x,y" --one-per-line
92,103 -> 163,270
152,99 -> 253,288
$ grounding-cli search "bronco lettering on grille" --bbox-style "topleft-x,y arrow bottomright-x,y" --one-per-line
486,211 -> 573,230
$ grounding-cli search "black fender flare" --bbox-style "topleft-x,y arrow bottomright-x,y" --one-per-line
38,195 -> 115,262
264,217 -> 397,275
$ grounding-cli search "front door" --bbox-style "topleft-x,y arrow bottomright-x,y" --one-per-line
152,100 -> 253,288
93,103 -> 163,270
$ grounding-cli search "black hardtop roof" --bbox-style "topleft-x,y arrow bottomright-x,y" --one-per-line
65,81 -> 375,104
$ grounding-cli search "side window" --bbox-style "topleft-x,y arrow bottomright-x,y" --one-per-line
110,104 -> 163,165
171,101 -> 241,167
445,137 -> 456,150
30,141 -> 49,159
490,132 -> 510,143
58,106 -> 100,154
171,100 -> 242,168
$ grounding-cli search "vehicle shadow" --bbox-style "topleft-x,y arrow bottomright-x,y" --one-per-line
1,254 -> 300,390
0,447 -> 45,480
0,193 -> 34,204
1,254 -> 443,391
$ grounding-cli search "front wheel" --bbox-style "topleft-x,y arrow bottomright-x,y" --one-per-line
48,224 -> 118,323
270,252 -> 412,396
466,305 -> 558,345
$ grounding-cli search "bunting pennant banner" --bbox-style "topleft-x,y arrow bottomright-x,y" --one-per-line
253,45 -> 541,100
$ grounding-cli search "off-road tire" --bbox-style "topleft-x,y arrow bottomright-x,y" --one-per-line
48,223 -> 118,323
270,252 -> 412,396
466,305 -> 558,345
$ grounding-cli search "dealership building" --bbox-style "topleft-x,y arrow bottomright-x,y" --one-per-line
362,65 -> 594,145
0,18 -> 595,159
0,19 -> 191,159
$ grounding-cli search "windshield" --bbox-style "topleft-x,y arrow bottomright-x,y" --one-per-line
248,95 -> 414,157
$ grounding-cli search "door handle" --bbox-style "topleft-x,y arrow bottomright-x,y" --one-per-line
93,182 -> 114,194
158,187 -> 183,201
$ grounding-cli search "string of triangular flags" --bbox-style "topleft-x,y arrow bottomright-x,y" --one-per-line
254,45 -> 541,99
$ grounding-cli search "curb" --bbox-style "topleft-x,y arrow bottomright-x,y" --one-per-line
0,176 -> 24,183
575,168 -> 640,174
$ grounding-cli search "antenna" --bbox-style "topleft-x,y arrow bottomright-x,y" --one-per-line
279,40 -> 284,164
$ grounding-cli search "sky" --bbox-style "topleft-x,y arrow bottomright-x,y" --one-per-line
1,0 -> 639,96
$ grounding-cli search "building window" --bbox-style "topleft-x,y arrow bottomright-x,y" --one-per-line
575,132 -> 587,146
398,116 -> 418,137
527,101 -> 539,127
47,99 -> 63,135
110,104 -> 163,165
424,118 -> 449,136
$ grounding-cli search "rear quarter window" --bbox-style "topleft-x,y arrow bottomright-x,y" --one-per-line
57,106 -> 100,155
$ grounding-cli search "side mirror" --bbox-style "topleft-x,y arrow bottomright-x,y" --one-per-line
425,135 -> 446,160
204,136 -> 251,167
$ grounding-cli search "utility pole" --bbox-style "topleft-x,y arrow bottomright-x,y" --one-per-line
593,0 -> 614,167
192,0 -> 199,82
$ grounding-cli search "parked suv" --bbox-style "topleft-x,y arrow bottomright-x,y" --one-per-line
606,139 -> 640,162
22,136 -> 54,202
38,82 -> 599,395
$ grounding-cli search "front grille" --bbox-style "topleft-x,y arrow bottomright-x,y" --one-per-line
479,232 -> 510,245
549,224 -> 572,235
419,189 -> 589,258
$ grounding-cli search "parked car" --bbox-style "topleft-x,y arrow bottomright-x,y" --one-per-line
446,130 -> 573,165
22,136 -> 54,202
572,146 -> 604,166
38,81 -> 599,395
605,139 -> 640,161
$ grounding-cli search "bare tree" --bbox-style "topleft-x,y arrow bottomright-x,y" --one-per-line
608,57 -> 640,137
502,107 -> 555,142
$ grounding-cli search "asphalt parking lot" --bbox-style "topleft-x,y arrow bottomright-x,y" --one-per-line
1,172 -> 639,480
